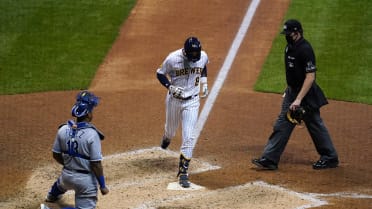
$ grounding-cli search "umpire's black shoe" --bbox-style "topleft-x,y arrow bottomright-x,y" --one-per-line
312,159 -> 339,170
160,136 -> 171,149
252,157 -> 278,170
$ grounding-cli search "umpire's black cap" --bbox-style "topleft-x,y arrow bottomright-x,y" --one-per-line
280,19 -> 303,35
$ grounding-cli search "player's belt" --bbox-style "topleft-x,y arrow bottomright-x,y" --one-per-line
179,94 -> 198,100
64,167 -> 90,174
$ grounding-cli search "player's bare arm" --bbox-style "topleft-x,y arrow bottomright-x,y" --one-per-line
52,152 -> 64,165
91,161 -> 109,195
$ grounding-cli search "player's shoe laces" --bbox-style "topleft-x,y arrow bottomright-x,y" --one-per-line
179,174 -> 190,188
45,193 -> 62,203
160,136 -> 171,149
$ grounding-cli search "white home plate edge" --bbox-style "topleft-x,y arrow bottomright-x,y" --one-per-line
167,182 -> 206,190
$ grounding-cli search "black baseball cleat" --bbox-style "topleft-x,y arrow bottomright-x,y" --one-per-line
179,174 -> 190,188
251,157 -> 278,170
160,137 -> 171,149
312,159 -> 339,169
45,193 -> 62,203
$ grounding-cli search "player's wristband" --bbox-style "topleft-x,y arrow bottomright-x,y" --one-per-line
98,176 -> 106,188
200,77 -> 207,84
157,72 -> 171,88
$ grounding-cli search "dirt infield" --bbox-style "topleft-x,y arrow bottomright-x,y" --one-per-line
1,0 -> 371,208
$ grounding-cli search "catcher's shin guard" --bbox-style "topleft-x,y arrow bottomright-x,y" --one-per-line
45,181 -> 65,202
177,154 -> 191,188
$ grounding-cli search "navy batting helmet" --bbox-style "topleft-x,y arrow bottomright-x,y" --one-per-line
184,37 -> 201,62
71,91 -> 99,118
280,19 -> 303,35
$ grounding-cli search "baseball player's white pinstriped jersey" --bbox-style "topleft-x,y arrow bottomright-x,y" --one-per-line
157,48 -> 209,159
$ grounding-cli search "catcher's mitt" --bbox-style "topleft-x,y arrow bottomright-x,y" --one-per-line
286,106 -> 306,125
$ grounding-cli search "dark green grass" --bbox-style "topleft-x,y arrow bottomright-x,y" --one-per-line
0,0 -> 136,94
255,0 -> 372,104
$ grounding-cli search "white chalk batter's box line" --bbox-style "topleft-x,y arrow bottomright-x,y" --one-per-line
54,147 -> 372,209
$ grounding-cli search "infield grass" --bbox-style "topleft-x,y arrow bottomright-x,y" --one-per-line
0,0 -> 136,94
0,0 -> 370,105
254,0 -> 372,104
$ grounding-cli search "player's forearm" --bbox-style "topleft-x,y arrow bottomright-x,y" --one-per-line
52,152 -> 64,165
156,72 -> 171,89
201,66 -> 207,77
91,161 -> 104,178
90,161 -> 106,188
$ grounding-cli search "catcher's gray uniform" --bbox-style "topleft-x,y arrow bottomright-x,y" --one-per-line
45,91 -> 108,209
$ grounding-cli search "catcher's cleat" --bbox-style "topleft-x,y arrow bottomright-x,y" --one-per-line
252,158 -> 278,170
312,159 -> 339,170
40,204 -> 51,209
45,193 -> 62,203
160,136 -> 171,149
179,174 -> 190,188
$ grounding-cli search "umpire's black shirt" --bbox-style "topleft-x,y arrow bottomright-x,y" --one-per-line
285,37 -> 316,89
284,37 -> 328,109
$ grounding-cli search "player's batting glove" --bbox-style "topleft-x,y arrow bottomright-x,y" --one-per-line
169,85 -> 184,99
201,83 -> 208,98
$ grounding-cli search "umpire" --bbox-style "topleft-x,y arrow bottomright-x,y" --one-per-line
252,19 -> 339,170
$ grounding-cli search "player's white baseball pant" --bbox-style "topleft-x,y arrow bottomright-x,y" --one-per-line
164,94 -> 200,159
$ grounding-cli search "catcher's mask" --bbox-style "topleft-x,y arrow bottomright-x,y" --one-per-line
71,91 -> 99,118
183,37 -> 201,62
280,19 -> 303,35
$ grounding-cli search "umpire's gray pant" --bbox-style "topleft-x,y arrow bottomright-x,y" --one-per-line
262,91 -> 338,165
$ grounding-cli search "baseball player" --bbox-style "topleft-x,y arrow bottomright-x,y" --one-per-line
252,19 -> 339,170
156,37 -> 209,188
45,91 -> 109,209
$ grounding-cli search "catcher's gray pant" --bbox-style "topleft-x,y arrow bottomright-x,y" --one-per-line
261,92 -> 338,165
56,169 -> 98,209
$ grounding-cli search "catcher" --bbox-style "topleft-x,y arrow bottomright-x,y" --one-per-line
45,91 -> 109,208
252,19 -> 339,170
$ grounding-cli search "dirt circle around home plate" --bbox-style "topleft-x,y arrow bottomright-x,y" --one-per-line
1,0 -> 371,209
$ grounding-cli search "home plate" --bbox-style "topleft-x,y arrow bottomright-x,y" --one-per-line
167,182 -> 205,190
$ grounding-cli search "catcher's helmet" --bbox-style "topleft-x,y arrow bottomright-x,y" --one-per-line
184,37 -> 201,62
280,19 -> 303,35
71,91 -> 99,118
